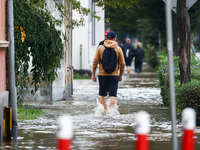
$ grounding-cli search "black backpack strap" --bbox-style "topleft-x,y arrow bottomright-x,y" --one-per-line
114,47 -> 120,63
99,45 -> 106,64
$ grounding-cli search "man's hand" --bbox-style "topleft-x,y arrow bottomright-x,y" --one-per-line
119,76 -> 122,82
92,75 -> 97,82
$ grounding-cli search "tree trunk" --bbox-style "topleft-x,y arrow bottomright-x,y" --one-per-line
172,11 -> 179,56
177,0 -> 191,85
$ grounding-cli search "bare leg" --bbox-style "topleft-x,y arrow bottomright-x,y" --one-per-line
127,66 -> 130,74
100,96 -> 107,114
109,96 -> 116,108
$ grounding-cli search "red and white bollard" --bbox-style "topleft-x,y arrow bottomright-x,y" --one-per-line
57,115 -> 73,150
135,111 -> 150,150
182,108 -> 196,150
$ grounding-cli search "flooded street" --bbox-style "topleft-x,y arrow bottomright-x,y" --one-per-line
3,71 -> 200,150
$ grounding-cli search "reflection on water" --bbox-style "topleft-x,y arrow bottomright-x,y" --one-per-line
2,72 -> 200,150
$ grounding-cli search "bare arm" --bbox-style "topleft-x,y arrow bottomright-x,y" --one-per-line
118,47 -> 125,81
92,48 -> 100,82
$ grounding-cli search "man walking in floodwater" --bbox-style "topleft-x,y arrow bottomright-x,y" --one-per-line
92,31 -> 125,116
123,38 -> 135,74
134,42 -> 145,73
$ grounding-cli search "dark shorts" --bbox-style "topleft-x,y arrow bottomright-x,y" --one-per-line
98,75 -> 119,97
125,58 -> 132,66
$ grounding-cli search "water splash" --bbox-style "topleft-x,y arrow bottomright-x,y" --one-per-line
107,104 -> 120,117
94,103 -> 104,117
94,99 -> 120,117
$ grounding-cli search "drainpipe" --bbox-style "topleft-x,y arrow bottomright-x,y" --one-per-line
80,44 -> 82,69
70,3 -> 73,95
7,0 -> 18,139
88,0 -> 92,68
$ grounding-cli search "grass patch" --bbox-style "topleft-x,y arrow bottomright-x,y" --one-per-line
17,106 -> 44,120
73,74 -> 91,79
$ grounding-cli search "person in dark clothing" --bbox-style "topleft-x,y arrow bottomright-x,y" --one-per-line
98,30 -> 110,46
134,42 -> 145,73
123,38 -> 135,74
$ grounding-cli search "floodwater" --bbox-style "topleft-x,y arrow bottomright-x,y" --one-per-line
2,68 -> 200,149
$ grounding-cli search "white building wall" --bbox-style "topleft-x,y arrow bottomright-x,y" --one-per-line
46,1 -> 67,101
90,6 -> 105,69
24,0 -> 103,101
24,0 -> 72,101
72,0 -> 105,70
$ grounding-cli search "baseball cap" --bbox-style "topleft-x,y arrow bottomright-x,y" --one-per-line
105,30 -> 110,35
106,31 -> 117,39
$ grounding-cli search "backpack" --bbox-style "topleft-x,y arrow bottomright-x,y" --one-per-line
100,45 -> 117,73
124,45 -> 133,59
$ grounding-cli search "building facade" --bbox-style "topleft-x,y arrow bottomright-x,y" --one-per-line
24,0 -> 104,101
0,0 -> 9,145
47,0 -> 73,100
72,0 -> 105,70
23,0 -> 73,101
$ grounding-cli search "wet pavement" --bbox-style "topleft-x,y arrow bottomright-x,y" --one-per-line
2,68 -> 200,149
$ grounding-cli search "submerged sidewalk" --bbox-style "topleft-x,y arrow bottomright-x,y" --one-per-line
3,67 -> 200,149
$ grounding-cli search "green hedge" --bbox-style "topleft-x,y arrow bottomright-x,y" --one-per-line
156,52 -> 200,125
73,74 -> 91,79
156,52 -> 180,106
176,80 -> 200,125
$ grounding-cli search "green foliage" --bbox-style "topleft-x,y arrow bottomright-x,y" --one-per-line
137,18 -> 164,46
182,1 -> 200,53
156,54 -> 169,106
14,0 -> 104,98
144,44 -> 159,68
106,0 -> 200,49
73,74 -> 91,79
13,0 -> 140,104
96,0 -> 138,9
176,80 -> 200,125
106,7 -> 138,39
189,0 -> 200,37
190,54 -> 200,80
14,0 -> 64,101
156,51 -> 179,106
30,0 -> 46,8
54,0 -> 101,28
105,0 -> 166,47
17,106 -> 44,120
29,0 -> 101,28
157,52 -> 200,124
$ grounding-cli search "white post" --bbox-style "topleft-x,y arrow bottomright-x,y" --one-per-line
182,108 -> 196,150
135,111 -> 150,150
57,115 -> 73,150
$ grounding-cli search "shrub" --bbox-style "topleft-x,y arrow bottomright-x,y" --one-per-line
157,64 -> 169,106
157,52 -> 200,125
190,54 -> 200,80
73,74 -> 91,79
144,44 -> 159,68
14,0 -> 64,102
156,52 -> 179,106
176,79 -> 200,125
